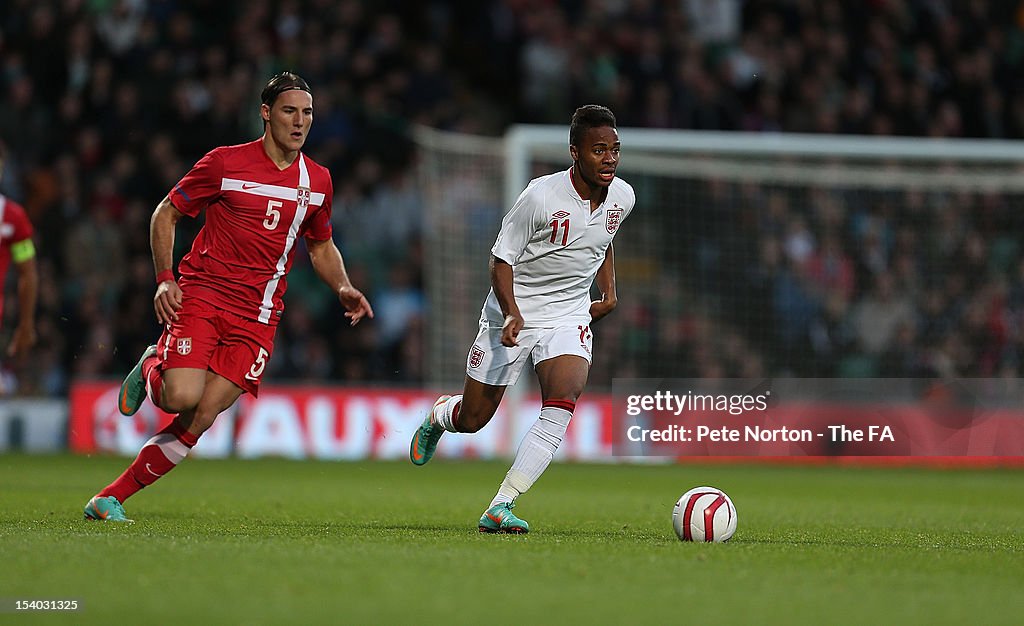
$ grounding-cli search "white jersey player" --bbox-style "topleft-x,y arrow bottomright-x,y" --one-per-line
410,105 -> 634,534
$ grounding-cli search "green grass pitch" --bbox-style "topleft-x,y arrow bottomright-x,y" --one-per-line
1,453 -> 1021,625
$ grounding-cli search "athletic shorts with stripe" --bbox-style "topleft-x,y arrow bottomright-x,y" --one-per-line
156,296 -> 276,396
465,323 -> 593,386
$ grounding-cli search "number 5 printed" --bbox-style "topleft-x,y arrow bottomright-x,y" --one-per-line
246,347 -> 269,381
264,200 -> 282,230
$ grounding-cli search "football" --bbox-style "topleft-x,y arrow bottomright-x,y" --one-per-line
672,486 -> 738,543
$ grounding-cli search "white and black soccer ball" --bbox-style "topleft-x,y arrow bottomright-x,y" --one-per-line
672,486 -> 737,543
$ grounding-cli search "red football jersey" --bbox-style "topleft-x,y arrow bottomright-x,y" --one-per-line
0,194 -> 35,319
168,139 -> 334,326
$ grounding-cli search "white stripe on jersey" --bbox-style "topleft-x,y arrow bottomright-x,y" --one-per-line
220,177 -> 325,206
0,196 -> 7,238
257,155 -> 312,324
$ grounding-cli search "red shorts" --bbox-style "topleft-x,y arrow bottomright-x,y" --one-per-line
156,296 -> 277,396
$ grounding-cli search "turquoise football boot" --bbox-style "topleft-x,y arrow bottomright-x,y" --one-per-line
118,344 -> 157,416
83,496 -> 134,523
410,395 -> 450,466
478,502 -> 529,534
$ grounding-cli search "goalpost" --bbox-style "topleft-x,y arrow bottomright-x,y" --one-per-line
416,125 -> 1024,389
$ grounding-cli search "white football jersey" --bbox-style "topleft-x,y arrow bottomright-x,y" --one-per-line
482,167 -> 635,328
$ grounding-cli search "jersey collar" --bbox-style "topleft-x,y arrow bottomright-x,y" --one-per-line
563,167 -> 586,203
564,167 -> 609,213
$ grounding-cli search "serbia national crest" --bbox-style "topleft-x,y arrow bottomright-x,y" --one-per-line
606,205 -> 623,234
296,186 -> 311,210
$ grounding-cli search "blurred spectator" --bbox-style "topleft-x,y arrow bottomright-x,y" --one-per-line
851,272 -> 916,356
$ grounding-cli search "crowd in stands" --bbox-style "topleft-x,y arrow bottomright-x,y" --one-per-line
3,0 -> 1024,394
595,179 -> 1024,384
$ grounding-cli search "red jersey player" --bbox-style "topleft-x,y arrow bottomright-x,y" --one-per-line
85,72 -> 373,522
0,145 -> 38,365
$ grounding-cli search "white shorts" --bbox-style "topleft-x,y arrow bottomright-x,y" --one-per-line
465,323 -> 593,386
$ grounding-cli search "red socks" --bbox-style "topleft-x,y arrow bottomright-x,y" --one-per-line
142,355 -> 163,408
99,420 -> 199,504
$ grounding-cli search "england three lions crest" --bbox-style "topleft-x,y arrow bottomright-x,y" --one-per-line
296,186 -> 311,210
469,346 -> 485,369
606,205 -> 623,234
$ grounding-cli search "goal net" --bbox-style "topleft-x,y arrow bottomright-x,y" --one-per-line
416,125 -> 1024,389
415,127 -> 506,389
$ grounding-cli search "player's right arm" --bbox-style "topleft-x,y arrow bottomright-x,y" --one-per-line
151,195 -> 185,324
489,183 -> 548,348
153,148 -> 223,323
490,255 -> 522,346
489,184 -> 545,347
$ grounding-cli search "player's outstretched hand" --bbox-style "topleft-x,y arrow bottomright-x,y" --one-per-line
338,285 -> 374,326
501,313 -> 524,347
154,280 -> 183,324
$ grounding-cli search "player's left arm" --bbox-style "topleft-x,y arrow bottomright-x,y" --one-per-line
7,238 -> 37,357
589,242 -> 618,324
306,236 -> 374,326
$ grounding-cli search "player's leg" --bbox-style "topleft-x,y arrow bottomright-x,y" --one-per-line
176,373 -> 245,436
152,332 -> 217,414
148,306 -> 270,443
480,326 -> 592,533
85,369 -> 236,522
96,314 -> 258,510
86,408 -> 201,522
119,299 -> 218,416
411,326 -> 535,465
411,376 -> 506,465
86,302 -> 228,521
158,368 -> 208,413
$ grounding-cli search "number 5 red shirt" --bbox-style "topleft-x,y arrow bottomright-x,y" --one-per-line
168,139 -> 334,326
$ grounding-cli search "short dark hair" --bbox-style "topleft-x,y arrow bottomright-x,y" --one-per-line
261,71 -> 311,107
569,105 -> 616,147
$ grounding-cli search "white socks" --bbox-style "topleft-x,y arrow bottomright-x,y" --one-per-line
432,395 -> 463,432
489,404 -> 573,508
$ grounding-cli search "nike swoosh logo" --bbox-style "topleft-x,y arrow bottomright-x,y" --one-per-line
145,463 -> 162,477
486,512 -> 503,524
119,386 -> 132,414
88,500 -> 109,520
411,432 -> 424,462
242,183 -> 260,190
